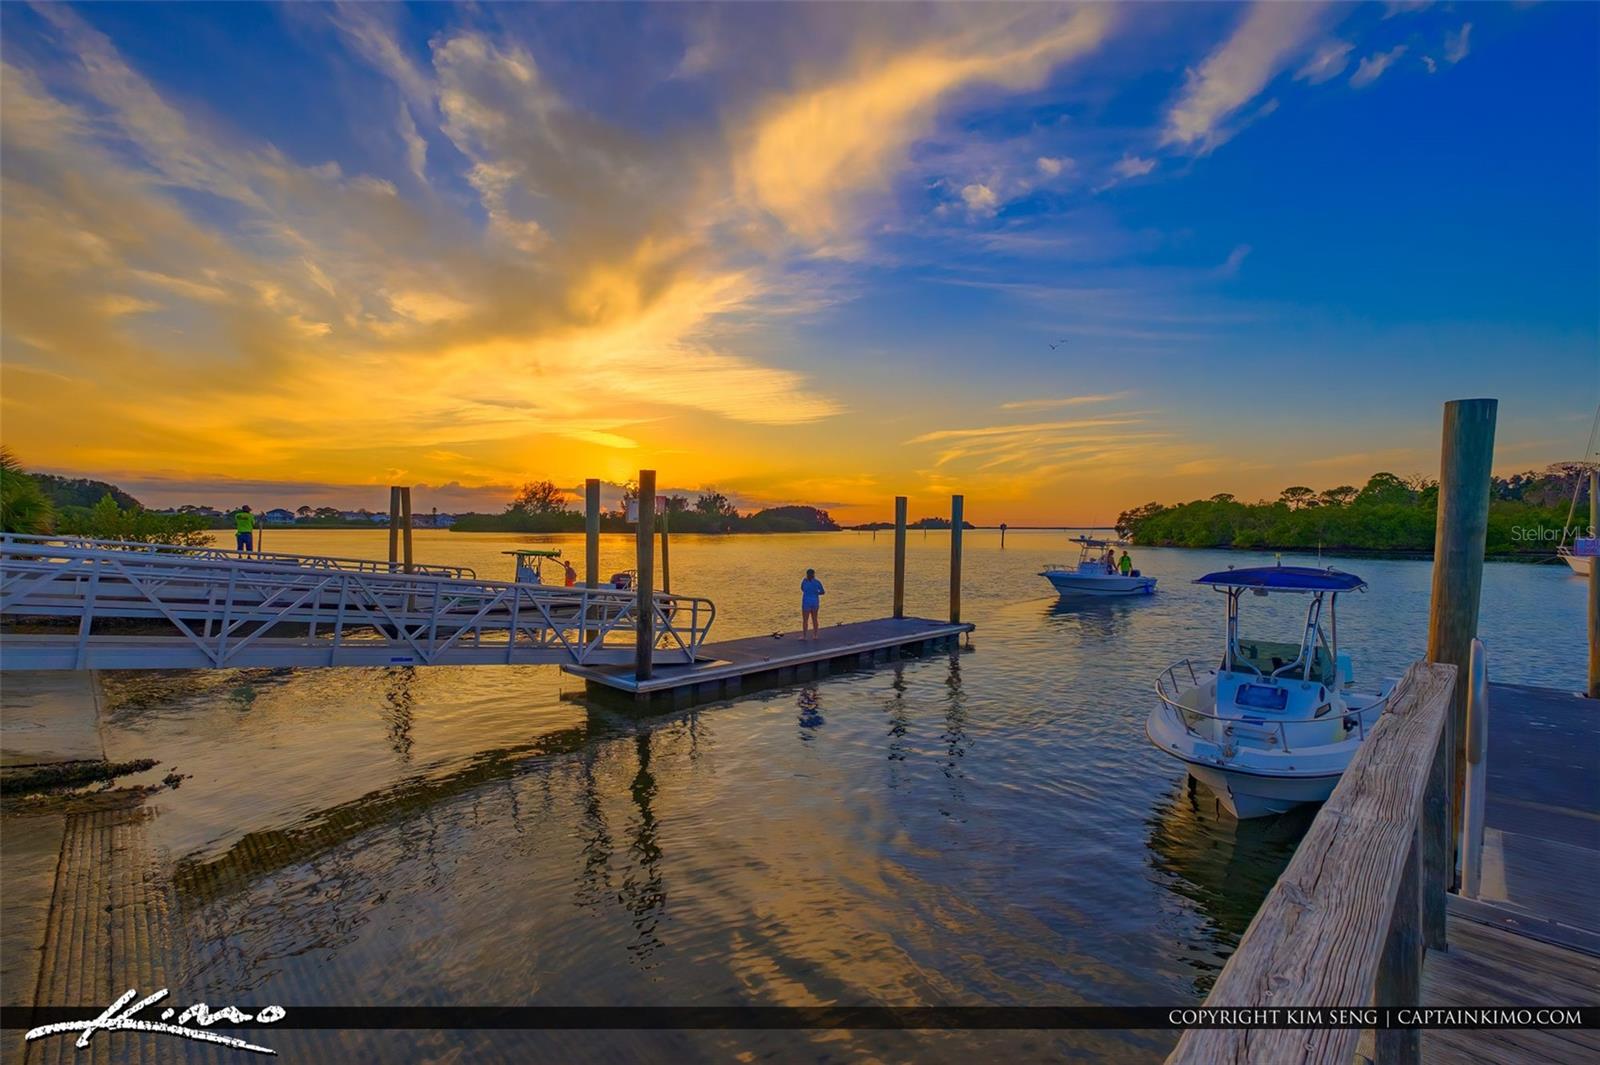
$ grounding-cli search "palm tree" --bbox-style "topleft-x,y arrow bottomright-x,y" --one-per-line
0,447 -> 55,534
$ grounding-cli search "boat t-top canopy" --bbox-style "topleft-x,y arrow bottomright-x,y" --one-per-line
1194,565 -> 1365,592
504,548 -> 562,559
1070,535 -> 1119,548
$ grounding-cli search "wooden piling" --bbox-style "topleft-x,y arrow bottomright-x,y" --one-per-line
999,522 -> 1007,549
1424,396 -> 1496,946
660,504 -> 671,595
585,479 -> 600,589
399,486 -> 414,574
950,494 -> 964,624
1590,470 -> 1598,700
893,496 -> 907,619
635,470 -> 656,683
387,486 -> 401,568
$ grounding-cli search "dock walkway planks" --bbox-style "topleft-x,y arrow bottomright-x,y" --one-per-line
562,615 -> 973,701
1421,682 -> 1600,1065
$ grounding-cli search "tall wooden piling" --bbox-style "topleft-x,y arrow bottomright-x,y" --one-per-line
585,479 -> 601,589
635,470 -> 656,683
893,496 -> 907,619
399,486 -> 414,573
660,504 -> 671,595
1000,522 -> 1007,549
388,486 -> 401,568
1589,470 -> 1599,699
1424,397 -> 1497,947
949,494 -> 964,624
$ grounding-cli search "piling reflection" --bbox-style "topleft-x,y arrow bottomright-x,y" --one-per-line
939,649 -> 969,815
1145,778 -> 1315,993
620,731 -> 666,965
382,666 -> 416,763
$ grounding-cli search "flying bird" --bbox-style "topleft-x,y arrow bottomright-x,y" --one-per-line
1047,338 -> 1070,350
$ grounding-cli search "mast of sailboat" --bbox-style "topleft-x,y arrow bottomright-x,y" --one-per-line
1560,403 -> 1600,549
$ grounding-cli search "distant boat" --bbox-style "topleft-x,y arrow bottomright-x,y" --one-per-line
1554,406 -> 1598,577
1040,535 -> 1155,596
1558,543 -> 1592,576
1146,565 -> 1395,819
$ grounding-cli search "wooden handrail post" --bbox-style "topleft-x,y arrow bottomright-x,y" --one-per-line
635,470 -> 656,684
893,496 -> 907,619
949,495 -> 964,624
1374,828 -> 1424,1065
1425,397 -> 1496,945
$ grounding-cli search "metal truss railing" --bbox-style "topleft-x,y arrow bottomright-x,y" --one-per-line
0,532 -> 474,578
0,538 -> 714,671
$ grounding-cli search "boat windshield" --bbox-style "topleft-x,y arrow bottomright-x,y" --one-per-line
1219,587 -> 1342,685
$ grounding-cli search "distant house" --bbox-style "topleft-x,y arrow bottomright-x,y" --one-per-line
263,508 -> 297,525
369,513 -> 390,524
434,513 -> 457,528
339,511 -> 368,522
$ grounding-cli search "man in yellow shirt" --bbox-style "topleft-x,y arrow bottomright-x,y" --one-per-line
234,506 -> 256,553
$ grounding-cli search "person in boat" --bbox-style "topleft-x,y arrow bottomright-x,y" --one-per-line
561,559 -> 578,587
1103,547 -> 1117,574
800,568 -> 825,640
1118,550 -> 1133,576
233,505 -> 256,553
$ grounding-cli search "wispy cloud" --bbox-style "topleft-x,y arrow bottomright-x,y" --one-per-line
736,6 -> 1115,247
1163,1 -> 1329,151
1296,40 -> 1353,85
999,392 -> 1131,412
1350,45 -> 1408,89
1444,23 -> 1472,65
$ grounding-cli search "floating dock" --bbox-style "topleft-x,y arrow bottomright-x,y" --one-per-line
562,615 -> 973,703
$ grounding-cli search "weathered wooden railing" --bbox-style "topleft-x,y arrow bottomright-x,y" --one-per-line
1168,659 -> 1458,1065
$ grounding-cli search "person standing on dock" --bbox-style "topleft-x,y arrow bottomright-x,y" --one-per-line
233,505 -> 256,553
800,568 -> 825,640
1119,550 -> 1133,576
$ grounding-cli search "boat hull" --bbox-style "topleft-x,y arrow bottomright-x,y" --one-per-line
1560,551 -> 1591,576
1180,763 -> 1342,819
1144,687 -> 1391,819
1041,571 -> 1156,596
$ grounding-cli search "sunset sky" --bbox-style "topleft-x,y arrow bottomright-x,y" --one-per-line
2,2 -> 1595,524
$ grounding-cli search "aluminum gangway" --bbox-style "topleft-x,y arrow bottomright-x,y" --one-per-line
0,535 -> 714,671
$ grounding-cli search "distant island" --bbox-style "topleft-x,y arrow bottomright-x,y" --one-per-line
450,482 -> 842,534
0,460 -> 858,540
1117,466 -> 1589,557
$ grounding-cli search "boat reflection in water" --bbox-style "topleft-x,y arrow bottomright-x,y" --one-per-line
1144,777 -> 1317,994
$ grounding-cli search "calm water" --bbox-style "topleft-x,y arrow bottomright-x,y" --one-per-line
88,529 -> 1587,1062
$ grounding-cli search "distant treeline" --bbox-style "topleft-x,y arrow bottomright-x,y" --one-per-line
846,518 -> 977,531
1,449 -> 208,544
450,480 -> 842,534
1118,466 -> 1591,556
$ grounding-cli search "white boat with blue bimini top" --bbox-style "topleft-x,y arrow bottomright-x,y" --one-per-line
1145,564 -> 1396,818
1040,536 -> 1156,597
